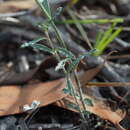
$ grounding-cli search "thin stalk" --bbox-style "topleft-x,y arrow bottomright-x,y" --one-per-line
67,75 -> 85,120
45,31 -> 53,49
51,21 -> 67,49
74,71 -> 86,111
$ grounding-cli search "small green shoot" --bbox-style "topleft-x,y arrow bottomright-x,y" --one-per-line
22,0 -> 123,120
93,24 -> 122,56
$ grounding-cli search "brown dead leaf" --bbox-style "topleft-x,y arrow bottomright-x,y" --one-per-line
79,65 -> 102,86
0,78 -> 66,116
0,75 -> 125,129
0,0 -> 36,13
57,95 -> 126,130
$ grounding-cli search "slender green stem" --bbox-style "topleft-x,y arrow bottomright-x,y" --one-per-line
67,75 -> 85,120
51,21 -> 67,49
74,71 -> 86,111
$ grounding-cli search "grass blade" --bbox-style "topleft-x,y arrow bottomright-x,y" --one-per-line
56,18 -> 124,24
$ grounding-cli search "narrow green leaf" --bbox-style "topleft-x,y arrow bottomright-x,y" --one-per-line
53,7 -> 63,19
66,103 -> 80,111
84,98 -> 93,106
30,44 -> 52,53
95,30 -> 104,47
57,47 -> 75,58
62,88 -> 70,94
38,21 -> 50,31
68,49 -> 96,72
36,0 -> 52,19
101,27 -> 123,50
79,49 -> 96,58
21,37 -> 45,48
94,26 -> 122,56
68,58 -> 80,72
95,23 -> 116,50
55,18 -> 124,24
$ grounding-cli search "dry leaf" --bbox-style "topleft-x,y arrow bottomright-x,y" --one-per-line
0,76 -> 125,129
79,65 -> 102,86
0,78 -> 66,116
57,95 -> 126,130
0,0 -> 36,13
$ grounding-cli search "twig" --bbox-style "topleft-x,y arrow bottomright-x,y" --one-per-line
86,82 -> 130,87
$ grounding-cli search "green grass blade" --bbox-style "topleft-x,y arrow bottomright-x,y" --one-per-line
56,18 -> 123,24
95,23 -> 116,49
95,30 -> 104,47
94,27 -> 122,56
101,27 -> 122,51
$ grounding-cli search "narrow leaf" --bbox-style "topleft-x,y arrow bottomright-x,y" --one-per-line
30,44 -> 52,53
53,7 -> 63,19
66,103 -> 80,112
57,47 -> 75,58
95,23 -> 116,50
79,49 -> 96,59
84,98 -> 93,106
68,58 -> 80,72
36,0 -> 52,19
62,88 -> 70,94
21,37 -> 45,48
